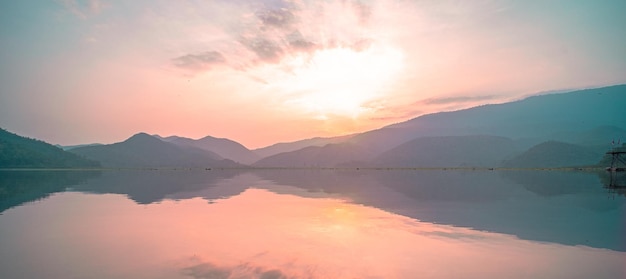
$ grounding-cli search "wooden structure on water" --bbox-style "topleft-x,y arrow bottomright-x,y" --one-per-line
605,151 -> 626,172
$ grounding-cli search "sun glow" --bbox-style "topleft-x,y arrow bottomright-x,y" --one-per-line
268,44 -> 404,119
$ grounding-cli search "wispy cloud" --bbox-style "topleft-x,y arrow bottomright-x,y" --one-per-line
366,101 -> 424,122
420,95 -> 497,105
168,0 -> 381,74
256,8 -> 297,29
181,259 -> 288,279
239,37 -> 284,63
172,51 -> 226,70
286,31 -> 316,51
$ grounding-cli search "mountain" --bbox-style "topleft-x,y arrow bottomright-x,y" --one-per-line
159,135 -> 259,164
503,141 -> 605,168
374,135 -> 519,168
550,126 -> 626,146
253,142 -> 373,168
0,128 -> 100,168
253,134 -> 355,158
70,133 -> 240,168
251,85 -> 625,168
348,85 -> 626,156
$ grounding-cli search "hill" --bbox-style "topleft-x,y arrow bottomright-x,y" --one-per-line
0,128 -> 100,168
253,134 -> 355,158
503,141 -> 605,168
70,133 -> 240,168
251,85 -> 625,168
349,85 -> 626,156
551,126 -> 626,146
160,135 -> 259,164
374,135 -> 518,168
253,142 -> 373,168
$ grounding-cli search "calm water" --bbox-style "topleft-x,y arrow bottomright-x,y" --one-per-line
0,169 -> 624,279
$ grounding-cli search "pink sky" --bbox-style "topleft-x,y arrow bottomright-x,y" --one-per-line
1,0 -> 625,148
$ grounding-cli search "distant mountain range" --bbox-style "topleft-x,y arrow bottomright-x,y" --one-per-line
2,84 -> 625,168
156,135 -> 260,164
255,84 -> 625,168
502,141 -> 607,168
347,85 -> 625,154
252,134 -> 355,158
373,135 -> 519,168
69,133 -> 240,168
253,142 -> 373,168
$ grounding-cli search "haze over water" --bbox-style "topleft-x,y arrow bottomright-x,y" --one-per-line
1,169 -> 624,279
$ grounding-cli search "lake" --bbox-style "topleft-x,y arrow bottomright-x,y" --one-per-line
0,169 -> 624,278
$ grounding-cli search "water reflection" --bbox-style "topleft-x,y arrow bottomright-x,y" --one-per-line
1,169 -> 625,252
71,169 -> 243,204
598,171 -> 626,198
0,170 -> 100,213
0,185 -> 623,279
257,169 -> 626,251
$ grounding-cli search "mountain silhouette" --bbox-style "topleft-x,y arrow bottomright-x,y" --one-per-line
70,133 -> 240,168
374,135 -> 519,168
503,141 -> 605,168
348,84 -> 626,156
160,135 -> 259,164
253,134 -> 355,158
253,142 -> 373,168
4,85 -> 625,169
256,85 -> 625,168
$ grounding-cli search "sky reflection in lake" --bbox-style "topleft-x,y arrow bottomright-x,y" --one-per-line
0,170 -> 624,279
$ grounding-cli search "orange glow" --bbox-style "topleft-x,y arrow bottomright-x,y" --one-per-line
3,1 -> 626,148
268,45 -> 405,119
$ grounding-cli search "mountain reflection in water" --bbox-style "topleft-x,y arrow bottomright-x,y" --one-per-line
0,170 -> 624,279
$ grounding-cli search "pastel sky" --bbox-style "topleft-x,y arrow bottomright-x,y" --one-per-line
1,0 -> 625,148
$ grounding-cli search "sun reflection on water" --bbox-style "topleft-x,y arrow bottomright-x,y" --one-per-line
0,187 -> 624,279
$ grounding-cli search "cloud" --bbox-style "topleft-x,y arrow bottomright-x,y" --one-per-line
351,0 -> 372,24
286,31 -> 316,51
361,98 -> 424,122
366,93 -> 513,123
167,0 -> 382,72
368,107 -> 424,122
240,37 -> 284,63
181,262 -> 231,279
172,51 -> 226,70
259,269 -> 287,279
181,260 -> 288,279
350,38 -> 373,51
420,95 -> 497,105
256,8 -> 296,29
